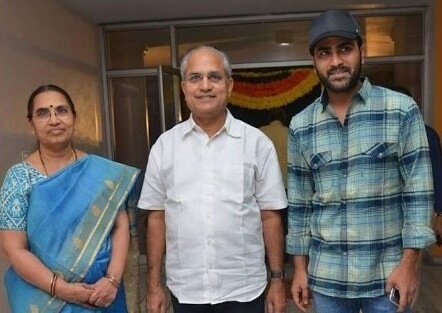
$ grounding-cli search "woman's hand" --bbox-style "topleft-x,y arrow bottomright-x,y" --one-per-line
53,280 -> 95,309
87,209 -> 129,308
87,277 -> 119,308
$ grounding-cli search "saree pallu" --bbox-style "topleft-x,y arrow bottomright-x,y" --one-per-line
4,155 -> 140,313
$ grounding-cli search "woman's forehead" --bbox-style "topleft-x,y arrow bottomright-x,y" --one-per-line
33,91 -> 67,108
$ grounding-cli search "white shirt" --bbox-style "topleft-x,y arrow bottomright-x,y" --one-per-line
138,110 -> 287,304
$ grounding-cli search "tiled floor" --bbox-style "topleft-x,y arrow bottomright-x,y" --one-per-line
137,248 -> 442,313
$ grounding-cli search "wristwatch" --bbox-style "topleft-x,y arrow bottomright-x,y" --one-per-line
270,269 -> 285,279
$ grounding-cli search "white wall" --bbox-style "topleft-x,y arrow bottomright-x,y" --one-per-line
0,0 -> 103,310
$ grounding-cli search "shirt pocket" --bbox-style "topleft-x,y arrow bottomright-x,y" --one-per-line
361,142 -> 398,160
359,142 -> 400,193
243,162 -> 256,200
305,150 -> 334,193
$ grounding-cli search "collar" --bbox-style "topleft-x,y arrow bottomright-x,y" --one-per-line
318,77 -> 372,111
181,109 -> 241,139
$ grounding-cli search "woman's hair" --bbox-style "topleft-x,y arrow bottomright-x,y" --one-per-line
180,45 -> 232,79
27,84 -> 76,121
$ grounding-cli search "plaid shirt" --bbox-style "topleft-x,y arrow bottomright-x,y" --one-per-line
286,78 -> 435,298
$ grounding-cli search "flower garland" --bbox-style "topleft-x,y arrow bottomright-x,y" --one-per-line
229,68 -> 319,110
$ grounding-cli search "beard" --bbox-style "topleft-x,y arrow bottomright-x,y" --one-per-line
317,56 -> 362,93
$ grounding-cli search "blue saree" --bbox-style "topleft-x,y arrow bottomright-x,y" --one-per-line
4,155 -> 140,313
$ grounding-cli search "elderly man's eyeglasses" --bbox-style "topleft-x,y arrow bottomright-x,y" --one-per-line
185,72 -> 227,84
32,105 -> 71,121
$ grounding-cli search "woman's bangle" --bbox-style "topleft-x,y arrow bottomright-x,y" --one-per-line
104,274 -> 120,289
71,283 -> 78,303
50,273 -> 59,296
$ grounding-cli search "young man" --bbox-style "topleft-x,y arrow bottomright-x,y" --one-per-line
138,46 -> 287,313
286,9 -> 435,313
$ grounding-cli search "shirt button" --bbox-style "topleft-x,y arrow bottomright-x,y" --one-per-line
378,152 -> 383,158
343,252 -> 348,256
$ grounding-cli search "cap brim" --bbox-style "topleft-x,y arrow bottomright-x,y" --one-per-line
309,30 -> 359,51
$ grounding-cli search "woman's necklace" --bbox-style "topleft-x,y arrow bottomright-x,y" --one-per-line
38,147 -> 78,176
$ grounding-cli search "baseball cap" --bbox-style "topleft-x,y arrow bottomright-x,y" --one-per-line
308,10 -> 361,53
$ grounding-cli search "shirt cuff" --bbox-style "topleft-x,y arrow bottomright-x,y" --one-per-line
402,226 -> 436,249
285,234 -> 311,255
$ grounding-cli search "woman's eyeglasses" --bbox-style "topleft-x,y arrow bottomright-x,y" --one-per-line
32,105 -> 71,121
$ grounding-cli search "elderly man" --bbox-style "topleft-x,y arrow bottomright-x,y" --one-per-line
138,46 -> 287,313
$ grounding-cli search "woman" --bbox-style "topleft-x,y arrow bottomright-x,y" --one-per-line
0,85 -> 140,312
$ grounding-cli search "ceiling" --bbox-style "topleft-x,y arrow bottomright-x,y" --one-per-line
56,0 -> 424,25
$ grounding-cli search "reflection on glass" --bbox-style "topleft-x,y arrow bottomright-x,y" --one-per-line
110,77 -> 153,169
363,62 -> 423,108
175,13 -> 423,63
106,28 -> 171,69
177,21 -> 312,64
110,73 -> 179,168
362,14 -> 422,57
161,73 -> 178,131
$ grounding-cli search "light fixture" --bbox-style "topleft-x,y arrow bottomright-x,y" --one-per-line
143,44 -> 149,56
275,29 -> 294,47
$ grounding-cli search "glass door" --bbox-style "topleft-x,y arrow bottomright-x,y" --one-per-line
108,66 -> 181,254
109,66 -> 181,170
152,65 -> 182,144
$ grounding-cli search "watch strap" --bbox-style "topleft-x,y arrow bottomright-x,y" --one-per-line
270,269 -> 285,279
